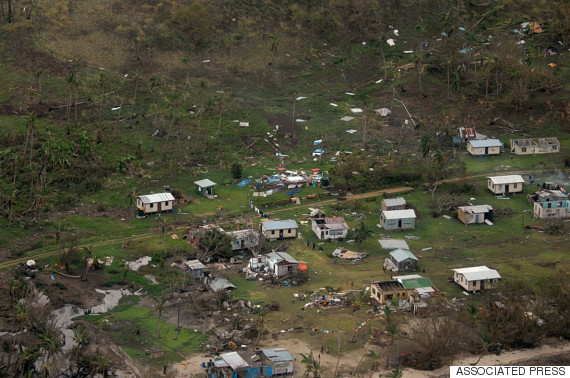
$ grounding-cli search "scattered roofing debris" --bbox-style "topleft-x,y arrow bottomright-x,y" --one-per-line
374,108 -> 391,117
378,239 -> 410,250
332,248 -> 368,260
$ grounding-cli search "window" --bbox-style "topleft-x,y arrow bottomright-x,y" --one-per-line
271,230 -> 275,235
513,184 -> 517,188
385,294 -> 393,300
522,147 -> 526,152
288,229 -> 291,233
402,292 -> 406,298
150,203 -> 154,208
164,201 -> 170,206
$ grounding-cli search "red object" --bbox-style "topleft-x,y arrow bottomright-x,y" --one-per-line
311,168 -> 320,171
299,263 -> 308,271
278,167 -> 286,171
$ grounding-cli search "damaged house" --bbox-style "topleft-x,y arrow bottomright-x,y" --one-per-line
248,251 -> 299,277
227,229 -> 260,251
311,216 -> 349,241
370,280 -> 412,305
457,205 -> 494,225
206,348 -> 295,377
510,137 -> 560,155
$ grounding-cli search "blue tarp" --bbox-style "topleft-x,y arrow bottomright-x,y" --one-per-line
237,179 -> 250,187
267,178 -> 281,183
287,189 -> 302,196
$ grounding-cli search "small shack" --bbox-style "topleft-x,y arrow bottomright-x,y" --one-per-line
370,281 -> 411,305
384,249 -> 419,272
260,220 -> 298,240
227,229 -> 259,251
451,266 -> 501,292
380,209 -> 416,230
311,216 -> 349,240
194,179 -> 217,197
487,175 -> 524,195
467,139 -> 502,156
206,348 -> 295,377
136,192 -> 175,215
457,205 -> 494,225
381,197 -> 407,212
185,260 -> 206,279
260,349 -> 295,375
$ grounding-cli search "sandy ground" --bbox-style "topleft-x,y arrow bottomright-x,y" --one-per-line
172,338 -> 570,378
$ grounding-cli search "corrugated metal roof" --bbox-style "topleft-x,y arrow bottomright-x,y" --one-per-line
399,277 -> 433,290
468,139 -> 502,148
390,249 -> 418,262
185,260 -> 206,270
219,352 -> 249,370
378,239 -> 409,250
382,209 -> 416,220
458,205 -> 493,214
382,197 -> 406,207
262,220 -> 298,231
488,175 -> 524,185
209,277 -> 237,291
194,179 -> 217,187
138,192 -> 174,204
266,251 -> 298,264
452,266 -> 501,281
261,348 -> 295,362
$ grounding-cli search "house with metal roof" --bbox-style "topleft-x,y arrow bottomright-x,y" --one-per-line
260,349 -> 295,375
384,249 -> 419,272
533,200 -> 570,219
248,251 -> 298,277
487,175 -> 524,195
394,274 -> 438,297
370,280 -> 412,305
260,220 -> 298,240
380,209 -> 416,230
381,197 -> 407,211
206,348 -> 295,377
451,266 -> 501,292
227,229 -> 259,251
185,259 -> 206,279
136,192 -> 175,215
194,178 -> 217,197
311,216 -> 349,240
467,139 -> 503,156
457,205 -> 494,225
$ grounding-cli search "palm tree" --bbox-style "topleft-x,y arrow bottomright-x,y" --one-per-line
255,310 -> 265,346
158,217 -> 169,259
385,323 -> 399,368
353,221 -> 373,246
73,325 -> 87,364
154,295 -> 167,339
92,355 -> 111,377
350,297 -> 363,343
300,351 -> 322,377
367,350 -> 383,377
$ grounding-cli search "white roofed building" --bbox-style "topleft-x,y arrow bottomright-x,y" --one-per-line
467,139 -> 503,156
260,220 -> 298,240
487,175 -> 524,195
451,266 -> 501,292
311,216 -> 349,240
136,192 -> 175,215
380,209 -> 416,230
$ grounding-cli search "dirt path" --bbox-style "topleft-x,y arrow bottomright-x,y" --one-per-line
171,338 -> 570,378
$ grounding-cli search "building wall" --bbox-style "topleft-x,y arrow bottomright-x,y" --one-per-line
261,227 -> 297,240
533,201 -> 570,219
312,222 -> 348,240
458,210 -> 485,225
380,214 -> 416,230
381,203 -> 406,212
273,263 -> 298,277
487,180 -> 523,194
468,144 -> 501,156
137,199 -> 173,214
370,285 -> 410,304
511,145 -> 534,155
453,272 -> 499,292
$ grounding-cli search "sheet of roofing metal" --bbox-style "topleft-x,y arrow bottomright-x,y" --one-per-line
138,192 -> 175,203
468,139 -> 502,148
262,220 -> 298,230
382,209 -> 416,219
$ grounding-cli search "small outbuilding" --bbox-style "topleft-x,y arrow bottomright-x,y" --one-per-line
260,349 -> 295,375
370,281 -> 411,305
457,205 -> 494,225
380,209 -> 416,230
136,192 -> 175,215
384,249 -> 419,272
185,260 -> 206,279
487,175 -> 524,195
194,179 -> 217,197
311,216 -> 349,240
381,197 -> 407,211
467,139 -> 503,156
451,266 -> 501,292
260,220 -> 298,240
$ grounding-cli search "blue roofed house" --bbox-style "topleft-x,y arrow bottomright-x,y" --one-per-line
384,249 -> 419,272
194,179 -> 217,197
467,139 -> 503,156
260,220 -> 298,240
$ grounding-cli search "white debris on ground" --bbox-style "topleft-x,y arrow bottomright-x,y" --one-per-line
126,256 -> 152,271
90,288 -> 137,314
